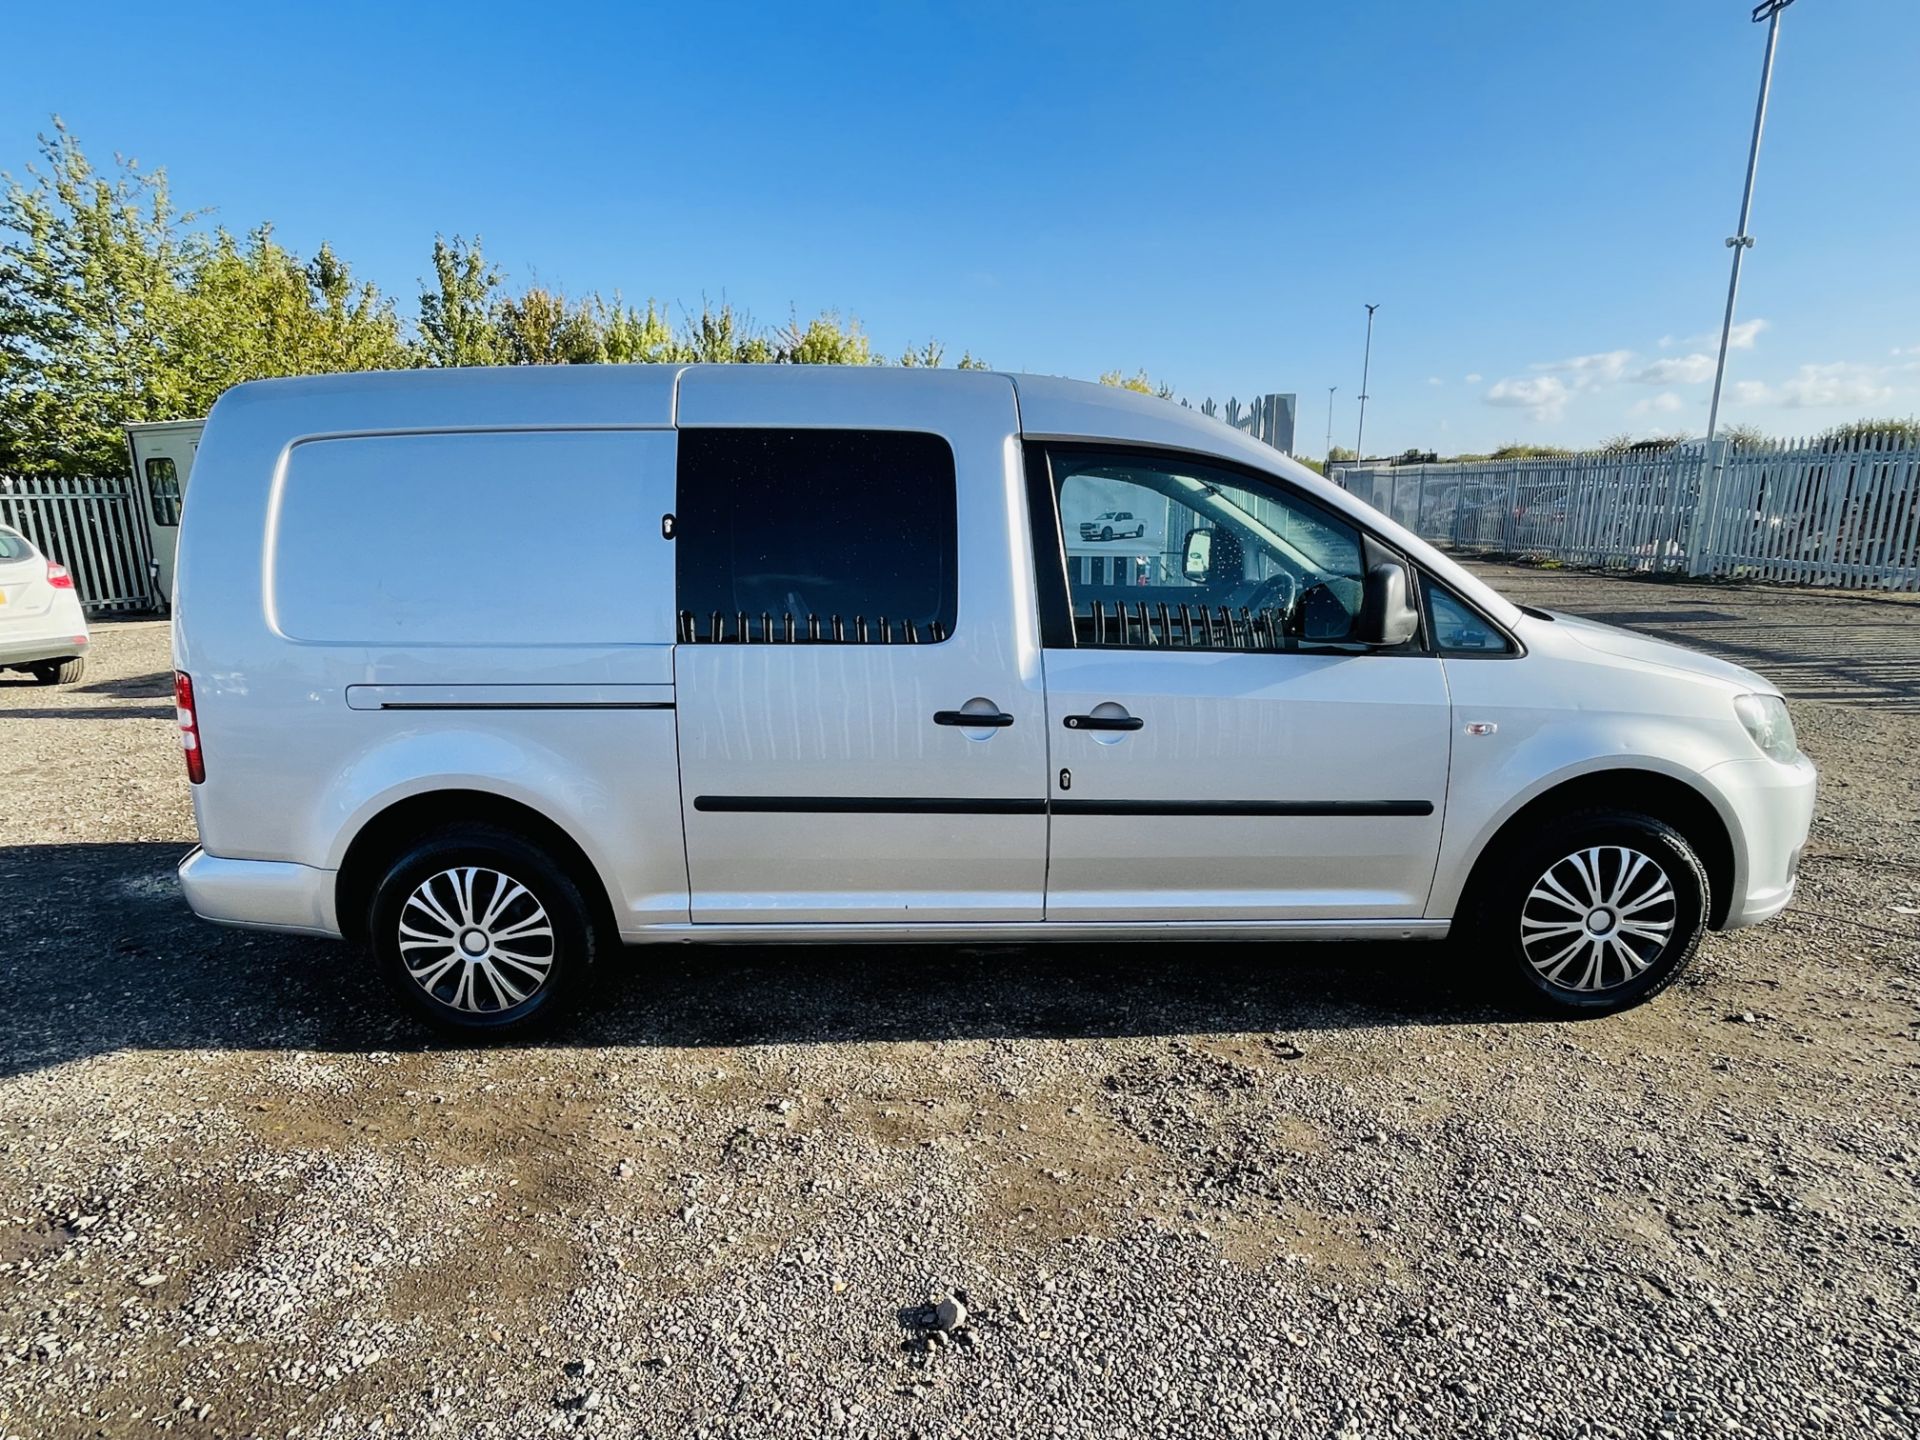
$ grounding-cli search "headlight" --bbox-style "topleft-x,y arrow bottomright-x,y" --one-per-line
1734,692 -> 1798,764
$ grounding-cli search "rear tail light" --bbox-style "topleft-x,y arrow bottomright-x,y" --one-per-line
175,671 -> 205,784
46,561 -> 73,589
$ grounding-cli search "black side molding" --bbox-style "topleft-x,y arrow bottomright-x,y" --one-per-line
694,796 -> 1046,816
1051,799 -> 1435,818
691,796 -> 1432,819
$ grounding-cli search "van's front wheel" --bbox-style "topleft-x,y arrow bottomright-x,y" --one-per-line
1481,811 -> 1708,1014
367,826 -> 596,1034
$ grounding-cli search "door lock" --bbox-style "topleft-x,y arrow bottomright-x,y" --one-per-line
1058,768 -> 1072,791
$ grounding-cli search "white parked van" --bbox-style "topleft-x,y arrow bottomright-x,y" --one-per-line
124,417 -> 202,603
173,366 -> 1814,1032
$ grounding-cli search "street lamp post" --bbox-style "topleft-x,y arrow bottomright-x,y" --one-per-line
1706,0 -> 1797,441
1325,385 -> 1338,466
1355,303 -> 1379,461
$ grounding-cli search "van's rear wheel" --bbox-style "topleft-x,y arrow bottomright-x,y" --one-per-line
367,825 -> 596,1033
1480,811 -> 1708,1014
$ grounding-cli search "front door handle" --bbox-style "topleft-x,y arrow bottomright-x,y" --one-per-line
935,709 -> 1015,728
1063,713 -> 1144,732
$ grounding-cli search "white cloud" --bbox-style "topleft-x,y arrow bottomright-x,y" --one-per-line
1671,317 -> 1769,351
1464,372 -> 1482,383
1636,353 -> 1716,385
1484,374 -> 1569,422
1426,376 -> 1443,387
1729,362 -> 1896,410
1535,349 -> 1634,389
1631,391 -> 1686,417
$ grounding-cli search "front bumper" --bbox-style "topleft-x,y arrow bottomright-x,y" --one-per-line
178,846 -> 341,936
1704,752 -> 1817,929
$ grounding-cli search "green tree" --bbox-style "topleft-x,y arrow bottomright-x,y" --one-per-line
1100,368 -> 1175,399
955,351 -> 989,370
418,235 -> 508,367
1818,416 -> 1920,450
1488,442 -> 1573,460
680,297 -> 769,363
178,227 -> 411,396
499,284 -> 614,365
306,241 -> 414,371
779,310 -> 873,365
601,296 -> 680,364
0,120 -> 201,473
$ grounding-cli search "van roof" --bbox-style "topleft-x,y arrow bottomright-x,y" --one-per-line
202,365 -> 1519,627
203,364 -> 1290,474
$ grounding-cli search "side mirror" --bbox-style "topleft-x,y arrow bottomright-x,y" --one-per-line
1359,561 -> 1420,647
1181,528 -> 1213,581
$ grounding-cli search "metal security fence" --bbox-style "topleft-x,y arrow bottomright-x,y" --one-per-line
1334,431 -> 1920,592
1195,393 -> 1296,454
0,474 -> 161,614
1698,431 -> 1920,589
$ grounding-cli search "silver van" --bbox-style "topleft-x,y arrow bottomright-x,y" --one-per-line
173,365 -> 1814,1031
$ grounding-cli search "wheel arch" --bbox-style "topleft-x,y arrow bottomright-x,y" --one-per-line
334,789 -> 620,944
1453,768 -> 1739,931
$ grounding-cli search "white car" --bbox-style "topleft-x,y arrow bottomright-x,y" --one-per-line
0,523 -> 89,685
1079,510 -> 1146,541
171,366 -> 1814,1033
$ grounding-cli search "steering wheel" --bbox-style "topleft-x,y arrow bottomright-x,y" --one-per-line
1245,571 -> 1299,629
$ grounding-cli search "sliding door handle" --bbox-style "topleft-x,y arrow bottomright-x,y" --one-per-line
935,709 -> 1015,728
1063,713 -> 1144,732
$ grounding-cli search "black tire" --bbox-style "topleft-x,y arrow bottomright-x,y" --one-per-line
29,657 -> 85,685
366,823 -> 598,1034
1474,809 -> 1708,1015
1101,526 -> 1113,541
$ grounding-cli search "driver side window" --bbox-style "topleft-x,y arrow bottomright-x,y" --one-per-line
1049,449 -> 1367,649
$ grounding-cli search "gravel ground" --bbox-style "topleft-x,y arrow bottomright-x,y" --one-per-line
2,569 -> 1917,1440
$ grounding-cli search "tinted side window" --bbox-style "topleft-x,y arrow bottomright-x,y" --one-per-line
1050,449 -> 1367,650
676,429 -> 958,644
147,458 -> 181,527
1424,576 -> 1512,653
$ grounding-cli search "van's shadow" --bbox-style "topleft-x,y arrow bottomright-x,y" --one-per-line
2,843 -> 1514,1081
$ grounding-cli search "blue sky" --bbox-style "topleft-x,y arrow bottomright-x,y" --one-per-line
4,0 -> 1916,454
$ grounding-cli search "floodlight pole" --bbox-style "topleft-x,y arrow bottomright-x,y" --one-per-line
1325,385 -> 1338,465
1706,0 -> 1795,441
1354,304 -> 1378,461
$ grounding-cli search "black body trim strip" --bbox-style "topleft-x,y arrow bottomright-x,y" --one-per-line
692,796 -> 1430,818
380,701 -> 675,712
1051,799 -> 1435,818
694,796 -> 1047,815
